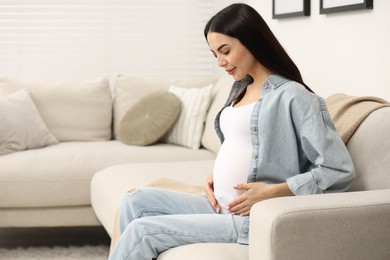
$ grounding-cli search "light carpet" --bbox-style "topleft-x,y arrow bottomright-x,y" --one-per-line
0,244 -> 109,260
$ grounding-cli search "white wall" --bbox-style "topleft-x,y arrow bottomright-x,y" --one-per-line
245,0 -> 390,100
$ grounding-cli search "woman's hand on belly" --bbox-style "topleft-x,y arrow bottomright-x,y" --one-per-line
228,182 -> 293,216
205,173 -> 221,214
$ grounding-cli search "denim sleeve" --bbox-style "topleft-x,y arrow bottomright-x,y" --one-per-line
286,109 -> 356,195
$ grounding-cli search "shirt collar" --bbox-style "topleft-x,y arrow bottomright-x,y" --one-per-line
265,74 -> 289,89
231,74 -> 288,101
237,74 -> 287,89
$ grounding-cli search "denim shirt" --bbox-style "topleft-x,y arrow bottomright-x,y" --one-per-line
214,75 -> 355,244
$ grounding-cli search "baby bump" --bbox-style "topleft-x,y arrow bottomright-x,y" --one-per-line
213,142 -> 252,213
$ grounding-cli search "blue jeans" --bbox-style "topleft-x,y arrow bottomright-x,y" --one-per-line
108,188 -> 245,260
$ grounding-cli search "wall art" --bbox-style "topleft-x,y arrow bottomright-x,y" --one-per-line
273,0 -> 310,19
320,0 -> 373,14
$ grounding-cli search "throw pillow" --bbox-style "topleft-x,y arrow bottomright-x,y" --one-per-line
118,91 -> 181,146
113,75 -> 217,139
165,84 -> 213,149
0,89 -> 59,155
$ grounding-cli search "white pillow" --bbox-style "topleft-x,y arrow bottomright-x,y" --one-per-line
165,84 -> 213,149
0,89 -> 58,155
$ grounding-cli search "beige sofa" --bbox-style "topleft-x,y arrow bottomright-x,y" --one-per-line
0,75 -> 223,228
91,77 -> 390,259
2,74 -> 389,260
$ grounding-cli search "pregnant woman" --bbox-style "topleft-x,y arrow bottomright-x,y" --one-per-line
108,3 -> 355,260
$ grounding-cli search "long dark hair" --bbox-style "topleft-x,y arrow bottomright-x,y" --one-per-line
204,3 -> 314,93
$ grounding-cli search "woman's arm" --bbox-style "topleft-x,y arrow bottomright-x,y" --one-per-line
286,98 -> 355,195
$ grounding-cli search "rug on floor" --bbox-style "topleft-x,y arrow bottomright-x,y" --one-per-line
0,244 -> 109,260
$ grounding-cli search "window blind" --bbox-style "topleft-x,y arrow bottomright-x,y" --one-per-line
0,0 -> 216,81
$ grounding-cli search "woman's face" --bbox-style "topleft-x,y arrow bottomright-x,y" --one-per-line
207,32 -> 258,81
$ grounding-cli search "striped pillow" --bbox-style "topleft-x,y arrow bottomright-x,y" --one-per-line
165,84 -> 213,149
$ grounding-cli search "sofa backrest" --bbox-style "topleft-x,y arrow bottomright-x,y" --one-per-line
346,107 -> 390,191
0,77 -> 112,142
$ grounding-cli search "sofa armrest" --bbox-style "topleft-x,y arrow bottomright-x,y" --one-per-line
249,189 -> 390,260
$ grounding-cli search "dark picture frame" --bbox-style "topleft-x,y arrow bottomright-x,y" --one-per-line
320,0 -> 373,14
272,0 -> 310,19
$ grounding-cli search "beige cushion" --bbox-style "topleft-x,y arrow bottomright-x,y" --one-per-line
0,77 -> 112,141
91,160 -> 215,237
0,141 -> 215,208
165,84 -> 213,149
118,91 -> 181,146
113,75 -> 217,139
0,89 -> 58,155
201,74 -> 234,154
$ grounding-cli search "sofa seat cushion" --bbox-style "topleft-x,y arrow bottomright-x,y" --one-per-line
91,160 -> 215,237
0,141 -> 215,208
157,243 -> 248,260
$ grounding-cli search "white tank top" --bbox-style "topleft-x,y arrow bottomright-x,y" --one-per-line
213,102 -> 255,214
